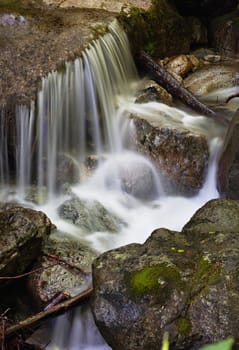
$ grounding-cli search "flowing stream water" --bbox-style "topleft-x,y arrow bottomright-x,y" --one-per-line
0,19 -> 233,350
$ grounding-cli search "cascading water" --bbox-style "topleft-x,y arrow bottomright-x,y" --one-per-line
0,18 -> 233,350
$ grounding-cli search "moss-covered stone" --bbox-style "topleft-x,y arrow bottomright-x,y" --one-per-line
176,317 -> 192,336
127,263 -> 183,299
119,0 -> 192,58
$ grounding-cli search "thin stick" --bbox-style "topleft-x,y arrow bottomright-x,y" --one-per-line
5,285 -> 93,338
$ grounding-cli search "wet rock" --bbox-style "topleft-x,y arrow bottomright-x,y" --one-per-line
121,0 -> 192,58
0,206 -> 52,288
217,109 -> 239,198
43,0 -> 151,12
56,153 -> 80,188
160,54 -> 202,78
209,10 -> 239,58
58,196 -> 125,233
184,63 -> 239,96
28,232 -> 97,308
182,198 -> 239,234
91,198 -> 239,350
135,80 -> 173,105
93,152 -> 161,200
131,115 -> 209,196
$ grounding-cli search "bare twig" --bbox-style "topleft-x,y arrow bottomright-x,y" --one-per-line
5,284 -> 93,338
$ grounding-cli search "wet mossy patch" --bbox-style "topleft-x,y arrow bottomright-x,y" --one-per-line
127,263 -> 184,301
119,0 -> 191,57
176,317 -> 192,336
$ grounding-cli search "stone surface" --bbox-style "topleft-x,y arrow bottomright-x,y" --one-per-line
28,232 -> 97,308
135,79 -> 173,105
160,54 -> 202,78
91,198 -> 239,350
43,0 -> 151,12
183,63 -> 239,96
217,108 -> 239,198
131,115 -> 209,196
0,0 -> 115,107
209,10 -> 239,58
0,206 -> 52,288
58,196 -> 125,233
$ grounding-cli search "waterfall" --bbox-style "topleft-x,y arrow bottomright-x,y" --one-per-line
0,17 -> 230,350
0,19 -> 138,201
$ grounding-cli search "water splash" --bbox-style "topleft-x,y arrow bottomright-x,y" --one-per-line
0,17 -> 233,350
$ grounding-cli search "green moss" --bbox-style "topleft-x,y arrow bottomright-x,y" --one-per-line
176,317 -> 192,336
127,263 -> 184,300
119,0 -> 191,58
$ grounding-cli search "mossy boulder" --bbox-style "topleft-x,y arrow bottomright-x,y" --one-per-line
91,198 -> 239,349
119,0 -> 193,58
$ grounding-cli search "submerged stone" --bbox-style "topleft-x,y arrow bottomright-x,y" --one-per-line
58,196 -> 125,233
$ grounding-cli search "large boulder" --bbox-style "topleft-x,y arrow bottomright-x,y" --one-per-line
0,206 -> 52,288
131,115 -> 209,196
91,199 -> 239,350
217,108 -> 239,198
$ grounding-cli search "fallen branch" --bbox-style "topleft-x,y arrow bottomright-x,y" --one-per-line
137,50 -> 228,126
4,284 -> 93,338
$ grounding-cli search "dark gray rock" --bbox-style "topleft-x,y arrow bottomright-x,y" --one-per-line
0,206 -> 52,288
91,199 -> 239,349
217,108 -> 239,199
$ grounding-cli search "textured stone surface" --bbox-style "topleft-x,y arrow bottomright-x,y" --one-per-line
28,232 -> 97,307
0,206 -> 52,288
131,115 -> 209,196
92,198 -> 239,350
184,63 -> 239,96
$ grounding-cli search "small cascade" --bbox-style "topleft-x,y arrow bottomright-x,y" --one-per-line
0,15 -> 234,350
0,110 -> 9,190
0,19 -> 138,200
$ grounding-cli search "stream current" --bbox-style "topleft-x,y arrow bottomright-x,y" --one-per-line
0,19 -> 237,349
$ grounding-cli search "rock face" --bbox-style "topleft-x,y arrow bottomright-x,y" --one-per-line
0,1 -> 115,108
28,232 -> 97,308
217,108 -> 239,198
0,207 -> 52,288
91,199 -> 239,350
131,115 -> 209,196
